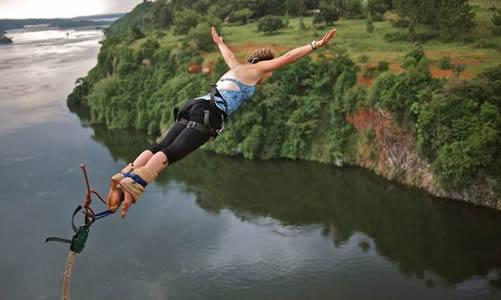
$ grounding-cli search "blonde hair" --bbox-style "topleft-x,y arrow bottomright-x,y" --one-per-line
247,48 -> 275,63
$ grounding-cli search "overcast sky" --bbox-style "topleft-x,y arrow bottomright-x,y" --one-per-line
0,0 -> 144,19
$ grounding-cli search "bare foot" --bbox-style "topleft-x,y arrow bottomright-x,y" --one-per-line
106,181 -> 122,212
121,191 -> 134,218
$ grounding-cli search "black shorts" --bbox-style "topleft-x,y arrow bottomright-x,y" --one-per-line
148,99 -> 224,164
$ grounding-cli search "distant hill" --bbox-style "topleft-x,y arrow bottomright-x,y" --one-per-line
0,13 -> 125,34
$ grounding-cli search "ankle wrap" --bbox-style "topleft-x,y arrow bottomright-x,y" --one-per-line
118,166 -> 158,203
111,163 -> 134,183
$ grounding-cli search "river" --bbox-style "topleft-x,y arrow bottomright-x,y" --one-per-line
1,29 -> 501,300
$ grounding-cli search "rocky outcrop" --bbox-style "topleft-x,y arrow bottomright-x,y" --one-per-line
347,109 -> 500,210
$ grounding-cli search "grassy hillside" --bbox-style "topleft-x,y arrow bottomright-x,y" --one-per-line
140,1 -> 500,78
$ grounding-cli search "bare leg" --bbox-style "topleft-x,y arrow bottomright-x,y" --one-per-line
132,150 -> 154,167
145,151 -> 170,173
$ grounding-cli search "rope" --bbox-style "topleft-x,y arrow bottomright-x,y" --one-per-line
62,251 -> 76,300
48,164 -> 114,299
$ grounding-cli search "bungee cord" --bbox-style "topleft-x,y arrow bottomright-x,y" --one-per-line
46,164 -> 121,300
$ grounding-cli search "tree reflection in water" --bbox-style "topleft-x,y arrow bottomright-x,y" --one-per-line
72,105 -> 501,291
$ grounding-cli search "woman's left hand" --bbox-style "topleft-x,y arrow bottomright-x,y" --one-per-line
316,28 -> 337,48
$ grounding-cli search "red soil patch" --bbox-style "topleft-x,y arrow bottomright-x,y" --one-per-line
188,63 -> 201,73
230,42 -> 290,59
346,110 -> 378,131
425,50 -> 455,57
429,65 -> 472,79
389,63 -> 404,73
358,75 -> 374,86
346,109 -> 407,140
430,67 -> 454,78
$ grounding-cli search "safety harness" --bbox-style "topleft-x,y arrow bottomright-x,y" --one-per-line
46,164 -> 121,253
173,84 -> 227,138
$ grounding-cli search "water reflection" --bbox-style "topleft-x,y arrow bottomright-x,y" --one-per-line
73,105 -> 501,292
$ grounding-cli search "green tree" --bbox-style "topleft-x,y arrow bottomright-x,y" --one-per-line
314,1 -> 340,25
453,64 -> 466,78
285,0 -> 306,16
230,8 -> 253,24
152,0 -> 173,28
393,0 -> 433,36
367,0 -> 393,17
437,0 -> 476,35
257,15 -> 285,34
173,9 -> 201,35
238,0 -> 286,18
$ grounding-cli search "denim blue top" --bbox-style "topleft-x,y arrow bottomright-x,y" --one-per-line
199,78 -> 256,116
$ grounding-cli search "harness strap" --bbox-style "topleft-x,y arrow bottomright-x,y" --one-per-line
176,114 -> 220,137
173,107 -> 180,122
186,119 -> 218,137
177,118 -> 188,126
204,110 -> 210,128
171,84 -> 227,138
210,84 -> 228,117
123,172 -> 148,188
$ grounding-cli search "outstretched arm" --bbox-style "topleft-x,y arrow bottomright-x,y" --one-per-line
212,27 -> 241,69
254,28 -> 336,74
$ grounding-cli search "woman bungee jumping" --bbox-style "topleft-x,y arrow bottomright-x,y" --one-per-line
106,26 -> 337,218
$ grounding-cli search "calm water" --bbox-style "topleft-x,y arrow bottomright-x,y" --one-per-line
1,29 -> 501,300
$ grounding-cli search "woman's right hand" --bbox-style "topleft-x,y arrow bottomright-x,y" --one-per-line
316,28 -> 337,48
211,26 -> 224,45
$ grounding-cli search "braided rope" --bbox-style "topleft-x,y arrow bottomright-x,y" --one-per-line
62,251 -> 76,300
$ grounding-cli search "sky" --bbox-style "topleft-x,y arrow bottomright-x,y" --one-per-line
0,0 -> 144,19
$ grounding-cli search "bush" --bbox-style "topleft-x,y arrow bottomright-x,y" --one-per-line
405,44 -> 425,63
392,18 -> 409,28
186,22 -> 215,52
173,9 -> 201,35
257,16 -> 285,34
414,31 -> 440,42
230,8 -> 253,24
384,31 -> 408,42
67,77 -> 90,106
377,61 -> 389,72
439,56 -> 452,70
366,15 -> 375,33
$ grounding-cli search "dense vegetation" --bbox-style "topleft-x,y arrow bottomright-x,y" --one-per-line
68,0 -> 501,197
